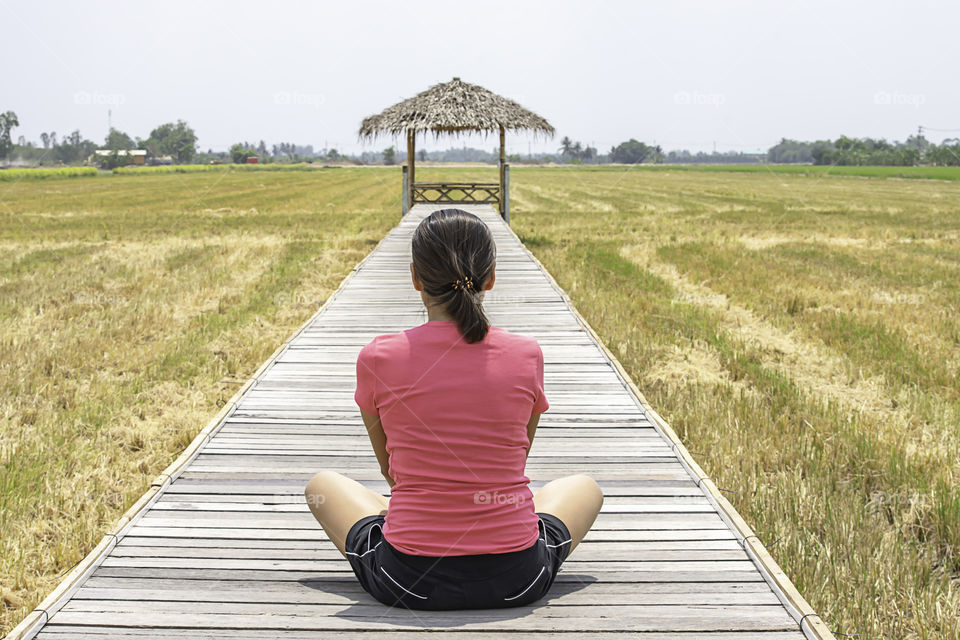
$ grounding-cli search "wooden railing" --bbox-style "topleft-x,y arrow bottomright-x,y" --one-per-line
411,182 -> 501,205
402,165 -> 510,222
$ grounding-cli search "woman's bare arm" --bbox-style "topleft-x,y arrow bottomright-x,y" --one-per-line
360,408 -> 395,488
525,411 -> 541,460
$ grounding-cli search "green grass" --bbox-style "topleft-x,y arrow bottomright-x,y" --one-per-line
509,164 -> 960,180
111,162 -> 334,175
0,167 -> 98,181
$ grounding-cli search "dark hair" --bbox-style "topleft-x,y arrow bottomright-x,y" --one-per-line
411,208 -> 496,344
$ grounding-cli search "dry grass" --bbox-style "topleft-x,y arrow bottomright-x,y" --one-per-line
0,168 -> 399,633
2,165 -> 958,638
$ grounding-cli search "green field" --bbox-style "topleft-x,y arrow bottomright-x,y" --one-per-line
1,166 -> 958,638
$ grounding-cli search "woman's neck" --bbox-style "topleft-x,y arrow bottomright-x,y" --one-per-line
426,308 -> 455,322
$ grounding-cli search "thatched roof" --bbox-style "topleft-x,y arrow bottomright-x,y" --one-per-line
358,77 -> 554,140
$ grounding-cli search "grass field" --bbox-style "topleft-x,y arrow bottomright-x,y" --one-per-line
1,166 -> 958,638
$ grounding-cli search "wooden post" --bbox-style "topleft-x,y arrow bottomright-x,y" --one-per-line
401,165 -> 408,216
503,163 -> 510,225
406,129 -> 415,212
498,125 -> 506,218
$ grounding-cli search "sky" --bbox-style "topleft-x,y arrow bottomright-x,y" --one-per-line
3,0 -> 958,156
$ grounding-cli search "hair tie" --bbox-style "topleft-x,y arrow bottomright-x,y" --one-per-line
450,276 -> 474,291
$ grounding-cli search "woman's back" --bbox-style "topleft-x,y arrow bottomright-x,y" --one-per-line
355,319 -> 549,556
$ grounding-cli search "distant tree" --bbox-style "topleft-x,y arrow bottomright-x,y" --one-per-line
40,132 -> 50,149
417,149 -> 427,162
767,138 -> 817,164
927,139 -> 960,166
98,150 -> 129,169
104,127 -> 134,151
0,111 -> 19,160
383,146 -> 396,165
53,129 -> 97,164
905,134 -> 929,155
558,136 -> 574,157
610,139 -> 652,164
146,120 -> 197,163
229,143 -> 257,164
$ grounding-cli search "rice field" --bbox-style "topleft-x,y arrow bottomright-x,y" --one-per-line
0,167 -> 98,181
1,166 -> 958,638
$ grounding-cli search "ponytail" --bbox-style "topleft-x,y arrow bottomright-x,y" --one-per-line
411,209 -> 496,344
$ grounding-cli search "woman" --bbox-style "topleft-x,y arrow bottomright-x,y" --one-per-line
305,208 -> 603,610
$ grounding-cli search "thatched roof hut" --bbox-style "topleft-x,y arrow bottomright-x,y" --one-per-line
359,77 -> 555,140
359,77 -> 554,220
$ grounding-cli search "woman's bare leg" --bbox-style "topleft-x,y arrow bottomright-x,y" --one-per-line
531,474 -> 603,554
304,470 -> 390,557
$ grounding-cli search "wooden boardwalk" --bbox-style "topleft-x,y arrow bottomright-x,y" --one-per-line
8,204 -> 833,640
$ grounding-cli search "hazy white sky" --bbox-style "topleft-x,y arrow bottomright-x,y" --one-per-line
4,0 -> 957,155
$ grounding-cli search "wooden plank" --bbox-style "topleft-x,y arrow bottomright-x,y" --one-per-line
108,539 -> 743,555
88,567 -> 768,583
46,607 -> 801,632
80,527 -> 740,542
70,585 -> 782,607
113,535 -> 743,559
37,630 -> 805,640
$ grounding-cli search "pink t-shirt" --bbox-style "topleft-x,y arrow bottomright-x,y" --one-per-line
354,319 -> 549,556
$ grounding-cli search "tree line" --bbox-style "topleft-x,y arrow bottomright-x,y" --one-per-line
2,109 -> 958,167
0,113 -> 198,167
767,135 -> 959,166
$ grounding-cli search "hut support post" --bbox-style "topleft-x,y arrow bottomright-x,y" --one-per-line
498,126 -> 506,218
406,129 -> 415,212
504,163 -> 510,225
401,165 -> 408,216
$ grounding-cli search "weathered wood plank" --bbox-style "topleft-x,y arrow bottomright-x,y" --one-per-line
47,606 -> 801,632
111,537 -> 745,551
37,629 -> 805,640
85,527 -> 741,542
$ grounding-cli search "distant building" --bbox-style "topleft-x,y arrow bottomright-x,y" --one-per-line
92,149 -> 147,166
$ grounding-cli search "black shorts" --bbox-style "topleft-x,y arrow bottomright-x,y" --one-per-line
344,512 -> 572,610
